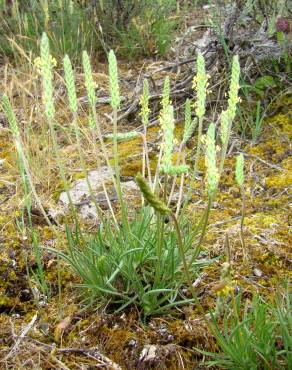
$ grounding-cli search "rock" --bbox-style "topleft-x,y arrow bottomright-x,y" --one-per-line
57,167 -> 140,220
139,345 -> 157,363
59,167 -> 113,207
47,206 -> 65,224
121,180 -> 140,198
253,268 -> 263,277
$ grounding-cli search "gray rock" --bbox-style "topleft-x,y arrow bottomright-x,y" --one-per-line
59,166 -> 113,207
57,168 -> 139,220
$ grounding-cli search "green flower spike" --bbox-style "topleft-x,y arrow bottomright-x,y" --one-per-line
63,55 -> 78,114
108,50 -> 120,109
182,98 -> 197,144
161,76 -> 170,114
82,51 -> 96,109
160,104 -> 174,174
88,114 -> 95,129
136,173 -> 171,215
2,94 -> 19,137
194,52 -> 207,119
161,165 -> 189,176
40,32 -> 55,119
227,55 -> 240,122
140,79 -> 150,128
235,153 -> 244,187
220,109 -> 229,145
205,123 -> 219,197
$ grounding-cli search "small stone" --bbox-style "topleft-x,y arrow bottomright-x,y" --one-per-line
11,313 -> 21,319
139,345 -> 157,362
157,326 -> 168,337
253,268 -> 263,277
128,338 -> 137,348
57,168 -> 140,221
20,289 -> 31,302
192,272 -> 207,288
59,167 -> 113,207
39,300 -> 48,307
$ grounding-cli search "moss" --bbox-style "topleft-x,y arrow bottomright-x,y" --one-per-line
266,167 -> 292,189
0,295 -> 14,308
72,171 -> 87,181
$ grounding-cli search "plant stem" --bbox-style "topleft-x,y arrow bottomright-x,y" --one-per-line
15,137 -> 55,229
72,113 -> 106,222
193,116 -> 204,177
187,197 -> 212,271
175,150 -> 186,217
154,174 -> 168,287
47,116 -> 78,225
91,122 -> 117,224
142,126 -> 152,183
112,107 -> 130,233
167,141 -> 183,207
181,116 -> 204,212
154,212 -> 163,287
219,134 -> 229,177
152,146 -> 163,192
91,108 -> 118,225
170,212 -> 205,315
240,185 -> 247,262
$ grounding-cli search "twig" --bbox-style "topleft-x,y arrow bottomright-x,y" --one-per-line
6,336 -> 122,370
144,57 -> 197,76
5,313 -> 38,360
244,153 -> 284,171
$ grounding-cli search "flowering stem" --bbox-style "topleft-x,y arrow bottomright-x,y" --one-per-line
141,127 -> 152,185
181,116 -> 204,213
175,150 -> 186,217
154,213 -> 163,287
154,174 -> 168,286
152,146 -> 163,192
187,197 -> 212,271
90,107 -> 118,225
170,212 -> 206,315
167,141 -> 183,207
112,107 -> 130,234
47,115 -> 80,226
71,113 -> 105,222
240,184 -> 247,262
194,116 -> 204,176
171,213 -> 195,293
15,137 -> 54,229
219,126 -> 231,177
